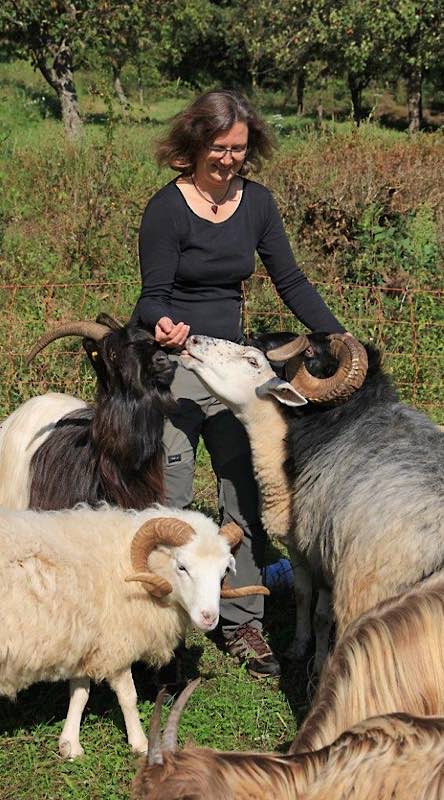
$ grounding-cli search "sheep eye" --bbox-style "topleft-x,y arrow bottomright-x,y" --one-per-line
247,357 -> 259,368
177,564 -> 188,574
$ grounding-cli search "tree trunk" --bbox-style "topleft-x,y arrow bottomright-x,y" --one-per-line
136,63 -> 144,104
282,75 -> 295,110
112,65 -> 130,110
348,74 -> 363,125
296,72 -> 305,115
38,44 -> 83,141
406,70 -> 423,133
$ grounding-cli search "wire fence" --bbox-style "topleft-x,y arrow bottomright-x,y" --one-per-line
0,276 -> 443,420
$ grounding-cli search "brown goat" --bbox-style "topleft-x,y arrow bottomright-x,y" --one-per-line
291,570 -> 444,754
132,682 -> 444,800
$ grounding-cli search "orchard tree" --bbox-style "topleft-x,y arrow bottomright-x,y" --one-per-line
88,1 -> 149,109
87,0 -> 172,109
227,0 -> 280,90
388,0 -> 444,132
258,0 -> 320,113
155,0 -> 213,84
0,1 -> 90,139
311,1 -> 397,124
87,0 -> 213,105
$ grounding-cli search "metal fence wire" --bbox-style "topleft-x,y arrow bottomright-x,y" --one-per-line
0,276 -> 442,421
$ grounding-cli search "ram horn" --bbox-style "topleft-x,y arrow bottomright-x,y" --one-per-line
220,583 -> 270,598
162,678 -> 201,753
147,687 -> 167,766
266,334 -> 311,362
126,517 -> 195,597
95,312 -> 125,330
219,521 -> 270,598
219,521 -> 244,550
287,334 -> 368,403
26,321 -> 112,364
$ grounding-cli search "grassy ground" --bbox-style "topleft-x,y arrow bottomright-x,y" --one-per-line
0,61 -> 443,798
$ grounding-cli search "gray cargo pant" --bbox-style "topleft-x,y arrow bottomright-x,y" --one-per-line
163,358 -> 267,632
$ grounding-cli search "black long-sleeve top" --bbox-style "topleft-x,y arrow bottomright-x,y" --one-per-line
132,178 -> 344,340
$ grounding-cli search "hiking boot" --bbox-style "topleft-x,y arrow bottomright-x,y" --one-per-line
226,623 -> 281,678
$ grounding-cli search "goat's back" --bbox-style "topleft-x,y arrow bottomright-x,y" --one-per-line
292,571 -> 444,753
0,393 -> 87,509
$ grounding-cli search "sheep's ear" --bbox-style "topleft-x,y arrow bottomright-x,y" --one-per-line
125,572 -> 173,598
256,377 -> 307,407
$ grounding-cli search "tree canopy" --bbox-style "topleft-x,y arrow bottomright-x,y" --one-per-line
1,0 -> 443,137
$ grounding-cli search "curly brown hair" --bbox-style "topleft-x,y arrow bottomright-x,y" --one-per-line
155,90 -> 275,176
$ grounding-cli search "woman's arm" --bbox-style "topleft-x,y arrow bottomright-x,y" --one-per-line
257,192 -> 345,333
134,192 -> 189,345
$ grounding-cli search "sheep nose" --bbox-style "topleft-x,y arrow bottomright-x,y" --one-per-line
201,610 -> 217,626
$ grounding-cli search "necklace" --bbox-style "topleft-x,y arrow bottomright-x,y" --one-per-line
191,175 -> 232,214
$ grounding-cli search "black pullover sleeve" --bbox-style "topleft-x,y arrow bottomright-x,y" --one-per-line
135,192 -> 182,329
257,191 -> 345,333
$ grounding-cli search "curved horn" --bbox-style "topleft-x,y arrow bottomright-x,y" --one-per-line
287,334 -> 368,404
126,517 -> 195,597
266,334 -> 311,363
26,321 -> 111,364
95,312 -> 124,330
219,522 -> 243,550
148,687 -> 166,766
162,678 -> 201,753
220,583 -> 270,598
219,522 -> 270,597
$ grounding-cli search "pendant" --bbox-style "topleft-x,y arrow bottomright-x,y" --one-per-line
211,204 -> 218,214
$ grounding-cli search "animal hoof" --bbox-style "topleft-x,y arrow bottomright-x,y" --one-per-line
58,738 -> 84,759
131,739 -> 148,756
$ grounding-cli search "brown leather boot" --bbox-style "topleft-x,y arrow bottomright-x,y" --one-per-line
226,624 -> 281,678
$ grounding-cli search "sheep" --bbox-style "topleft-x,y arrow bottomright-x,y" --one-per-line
181,332 -> 444,671
0,314 -> 176,510
291,569 -> 444,753
0,502 -> 268,759
132,680 -> 444,800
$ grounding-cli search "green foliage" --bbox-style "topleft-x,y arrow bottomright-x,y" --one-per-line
1,0 -> 443,129
343,202 -> 440,286
387,0 -> 444,77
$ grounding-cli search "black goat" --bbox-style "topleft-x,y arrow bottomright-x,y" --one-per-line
0,315 -> 175,511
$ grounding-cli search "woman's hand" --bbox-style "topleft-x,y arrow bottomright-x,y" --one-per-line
155,316 -> 190,348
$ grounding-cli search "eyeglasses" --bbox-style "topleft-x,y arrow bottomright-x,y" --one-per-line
205,144 -> 248,157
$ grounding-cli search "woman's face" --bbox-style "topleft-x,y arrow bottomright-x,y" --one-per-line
195,121 -> 249,186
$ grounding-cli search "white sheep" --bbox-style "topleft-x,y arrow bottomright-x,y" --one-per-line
0,503 -> 266,758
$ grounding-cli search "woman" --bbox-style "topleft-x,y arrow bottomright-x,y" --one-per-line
132,90 -> 345,678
